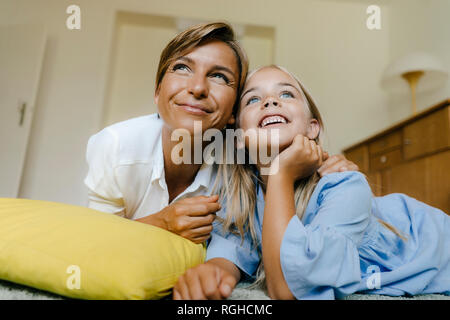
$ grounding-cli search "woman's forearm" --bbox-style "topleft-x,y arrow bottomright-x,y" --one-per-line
135,211 -> 167,229
262,173 -> 296,299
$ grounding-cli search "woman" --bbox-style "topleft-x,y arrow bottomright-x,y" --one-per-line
173,65 -> 450,300
84,23 -> 356,244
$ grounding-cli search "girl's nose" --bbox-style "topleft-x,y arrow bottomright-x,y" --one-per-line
263,98 -> 279,108
188,73 -> 209,99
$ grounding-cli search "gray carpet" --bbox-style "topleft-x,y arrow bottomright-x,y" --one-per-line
0,279 -> 448,300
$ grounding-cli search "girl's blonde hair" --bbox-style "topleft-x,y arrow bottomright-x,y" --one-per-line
211,65 -> 405,290
212,65 -> 323,288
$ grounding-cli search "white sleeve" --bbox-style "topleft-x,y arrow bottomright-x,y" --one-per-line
84,128 -> 125,216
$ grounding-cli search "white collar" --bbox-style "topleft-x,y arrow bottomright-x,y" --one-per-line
151,133 -> 215,191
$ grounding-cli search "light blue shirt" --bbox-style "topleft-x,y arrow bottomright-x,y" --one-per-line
206,171 -> 450,299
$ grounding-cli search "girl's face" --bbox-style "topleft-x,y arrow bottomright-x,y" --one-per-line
238,67 -> 319,152
155,40 -> 239,135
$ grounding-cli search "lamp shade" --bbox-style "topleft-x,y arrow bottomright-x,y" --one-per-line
381,52 -> 448,93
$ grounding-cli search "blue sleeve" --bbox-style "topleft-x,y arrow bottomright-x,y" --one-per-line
280,172 -> 373,299
206,208 -> 260,278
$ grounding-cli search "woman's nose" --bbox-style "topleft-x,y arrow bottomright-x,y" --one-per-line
263,98 -> 279,108
187,73 -> 209,99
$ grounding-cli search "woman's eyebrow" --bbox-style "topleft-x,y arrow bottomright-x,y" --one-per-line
175,56 -> 235,77
176,56 -> 194,64
212,65 -> 236,77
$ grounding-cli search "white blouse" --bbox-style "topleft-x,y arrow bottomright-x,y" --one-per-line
84,113 -> 216,220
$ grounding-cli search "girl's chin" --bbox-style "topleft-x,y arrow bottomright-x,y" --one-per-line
245,142 -> 291,158
243,133 -> 293,152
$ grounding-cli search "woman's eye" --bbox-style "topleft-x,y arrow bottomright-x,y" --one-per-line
172,63 -> 190,72
246,96 -> 260,105
211,73 -> 229,84
280,91 -> 294,99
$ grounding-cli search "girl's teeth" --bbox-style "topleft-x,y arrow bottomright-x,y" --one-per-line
261,116 -> 287,127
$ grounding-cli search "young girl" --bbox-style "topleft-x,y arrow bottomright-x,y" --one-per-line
173,65 -> 450,300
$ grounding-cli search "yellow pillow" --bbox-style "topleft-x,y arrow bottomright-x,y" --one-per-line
0,198 -> 205,300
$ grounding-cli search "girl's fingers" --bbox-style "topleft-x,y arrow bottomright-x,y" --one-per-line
309,139 -> 317,154
218,270 -> 237,299
185,270 -> 207,300
303,136 -> 310,149
308,140 -> 322,165
173,289 -> 181,300
317,145 -> 324,166
292,134 -> 305,150
199,268 -> 222,300
174,276 -> 191,300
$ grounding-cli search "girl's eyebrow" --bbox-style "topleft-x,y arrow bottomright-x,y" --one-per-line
241,82 -> 301,99
241,87 -> 258,99
277,82 -> 302,94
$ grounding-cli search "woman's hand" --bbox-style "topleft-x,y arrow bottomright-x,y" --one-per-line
173,258 -> 240,300
270,134 -> 325,183
317,154 -> 359,177
136,195 -> 220,244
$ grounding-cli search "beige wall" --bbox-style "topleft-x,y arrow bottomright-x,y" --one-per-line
1,0 -> 447,206
387,0 -> 450,122
102,12 -> 176,127
1,0 -> 116,206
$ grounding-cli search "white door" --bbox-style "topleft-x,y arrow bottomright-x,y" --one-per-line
0,24 -> 46,197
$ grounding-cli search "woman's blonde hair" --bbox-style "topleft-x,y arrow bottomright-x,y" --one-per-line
212,65 -> 405,290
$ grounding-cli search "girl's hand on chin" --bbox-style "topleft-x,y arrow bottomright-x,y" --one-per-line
270,134 -> 325,182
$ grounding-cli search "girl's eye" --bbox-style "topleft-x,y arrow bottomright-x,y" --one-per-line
172,63 -> 190,72
246,96 -> 260,105
211,73 -> 229,84
280,91 -> 294,99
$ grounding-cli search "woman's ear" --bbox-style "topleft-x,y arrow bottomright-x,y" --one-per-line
154,86 -> 160,106
306,119 -> 320,140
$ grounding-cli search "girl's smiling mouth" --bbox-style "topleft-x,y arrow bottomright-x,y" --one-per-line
259,114 -> 289,128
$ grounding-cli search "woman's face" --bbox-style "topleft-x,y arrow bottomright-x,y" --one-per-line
238,67 -> 319,152
155,40 -> 239,134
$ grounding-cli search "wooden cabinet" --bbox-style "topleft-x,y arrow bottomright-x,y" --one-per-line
343,99 -> 450,215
